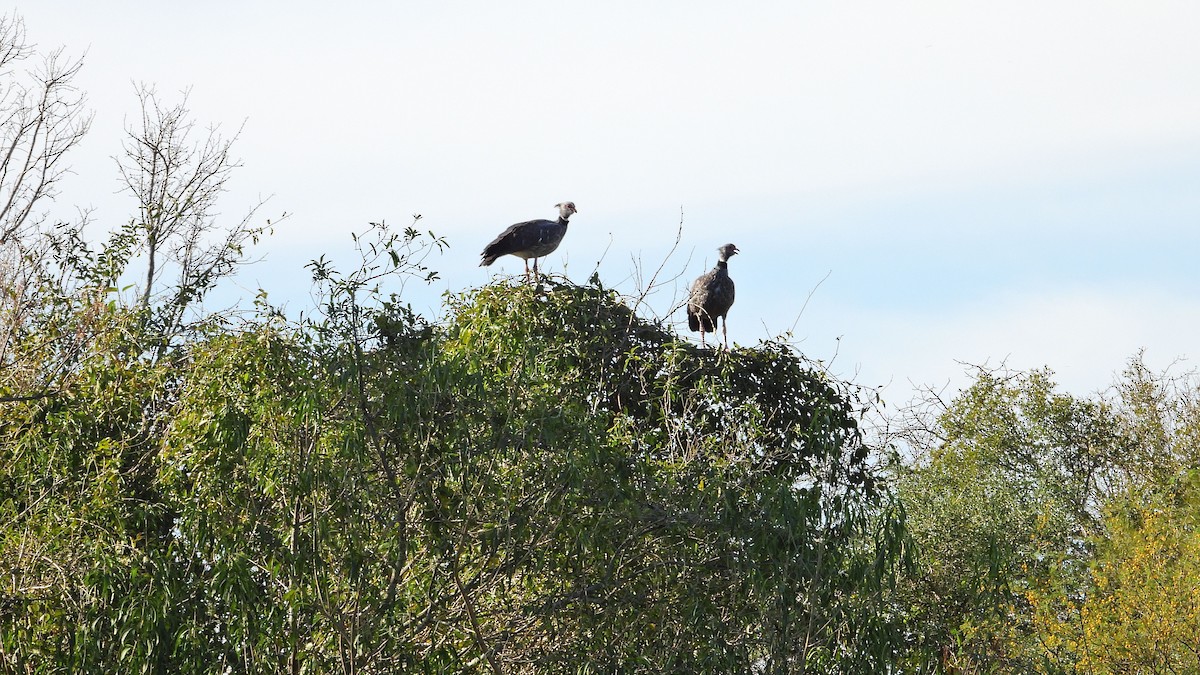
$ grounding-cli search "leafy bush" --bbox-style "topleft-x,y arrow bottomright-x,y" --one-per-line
2,224 -> 907,673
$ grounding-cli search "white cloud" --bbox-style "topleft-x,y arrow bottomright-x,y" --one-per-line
21,3 -> 1200,232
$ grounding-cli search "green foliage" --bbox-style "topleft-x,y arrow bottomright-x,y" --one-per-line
1027,362 -> 1200,673
895,367 -> 1124,671
896,360 -> 1200,673
1,303 -> 178,673
1065,472 -> 1200,672
2,218 -> 906,673
429,280 -> 907,672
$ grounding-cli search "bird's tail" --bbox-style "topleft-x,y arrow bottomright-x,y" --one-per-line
687,309 -> 701,332
479,255 -> 498,267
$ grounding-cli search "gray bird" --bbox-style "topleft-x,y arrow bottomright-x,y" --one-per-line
687,243 -> 739,349
479,202 -> 578,282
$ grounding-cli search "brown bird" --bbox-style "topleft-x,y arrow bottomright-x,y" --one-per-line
479,202 -> 578,282
687,243 -> 739,349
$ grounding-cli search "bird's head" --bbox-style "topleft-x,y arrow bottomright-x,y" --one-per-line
555,202 -> 578,219
718,243 -> 739,261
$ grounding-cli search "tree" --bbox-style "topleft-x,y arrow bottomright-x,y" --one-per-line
0,15 -> 285,672
1065,474 -> 1200,672
0,11 -> 91,404
1027,359 -> 1200,673
893,366 -> 1124,671
1,18 -> 274,406
1,214 -> 909,673
0,11 -> 90,248
116,84 -> 275,356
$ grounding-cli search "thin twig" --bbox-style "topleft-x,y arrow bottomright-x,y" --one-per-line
787,269 -> 832,336
450,519 -> 503,675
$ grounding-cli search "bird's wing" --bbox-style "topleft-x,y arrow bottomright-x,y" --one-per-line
686,271 -> 713,331
481,219 -> 552,258
689,270 -> 714,301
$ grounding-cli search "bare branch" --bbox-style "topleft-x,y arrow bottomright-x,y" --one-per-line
117,83 -> 277,353
0,16 -> 90,247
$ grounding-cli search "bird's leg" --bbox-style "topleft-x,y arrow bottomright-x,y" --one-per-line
699,329 -> 707,349
523,259 -> 531,283
532,257 -> 540,282
722,319 -> 729,350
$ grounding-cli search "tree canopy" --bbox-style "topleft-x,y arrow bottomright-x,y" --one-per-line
2,224 -> 908,672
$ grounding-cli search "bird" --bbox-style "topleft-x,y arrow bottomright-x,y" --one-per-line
479,202 -> 578,282
687,243 -> 739,349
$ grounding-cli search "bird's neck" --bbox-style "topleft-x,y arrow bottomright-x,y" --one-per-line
558,216 -> 570,226
716,260 -> 728,269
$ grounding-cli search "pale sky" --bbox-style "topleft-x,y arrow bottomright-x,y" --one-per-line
18,2 -> 1200,406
